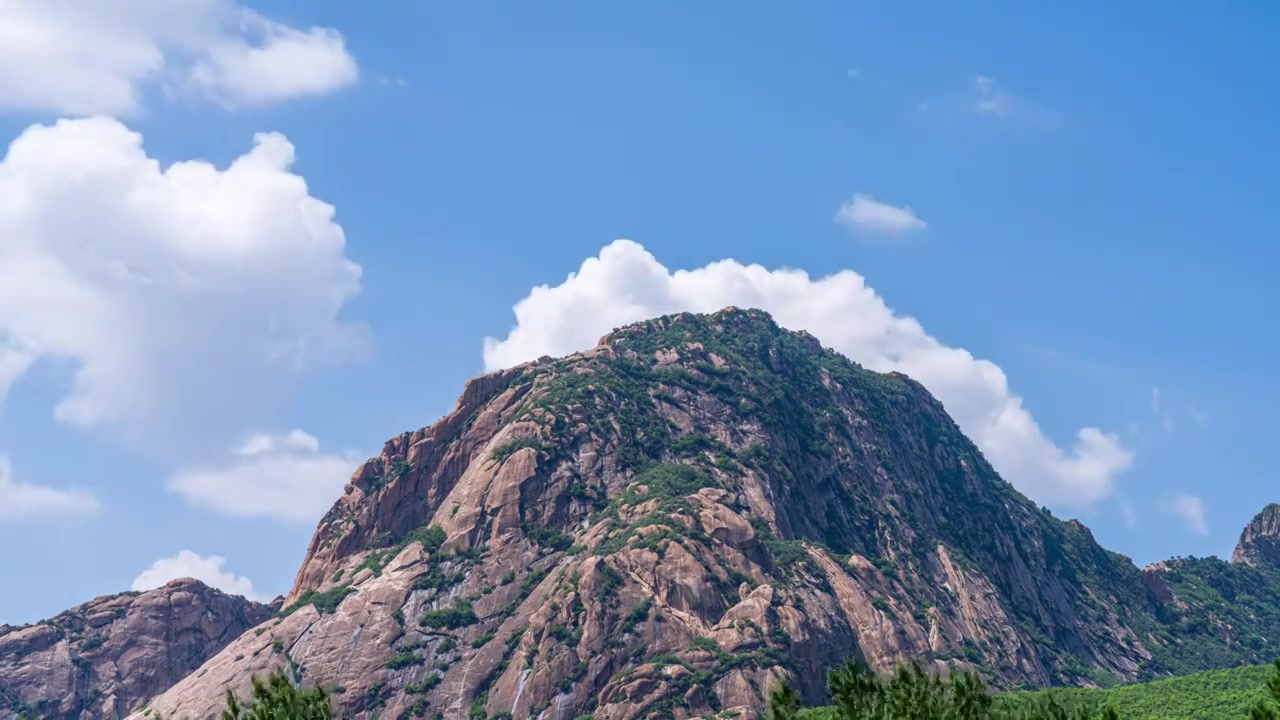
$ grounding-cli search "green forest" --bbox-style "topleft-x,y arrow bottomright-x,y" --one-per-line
785,660 -> 1280,720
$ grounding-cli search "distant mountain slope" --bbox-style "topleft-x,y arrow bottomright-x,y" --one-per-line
0,578 -> 274,720
129,309 -> 1280,720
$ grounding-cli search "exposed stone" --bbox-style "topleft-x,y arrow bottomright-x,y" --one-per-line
0,579 -> 272,720
111,310 -> 1280,718
1233,503 -> 1280,567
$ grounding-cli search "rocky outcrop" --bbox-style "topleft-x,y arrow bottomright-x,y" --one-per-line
1233,504 -> 1280,568
0,578 -> 273,720
135,310 -> 1280,719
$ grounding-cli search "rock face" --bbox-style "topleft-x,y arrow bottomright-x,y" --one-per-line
1233,504 -> 1280,568
0,578 -> 273,720
138,310 -> 1280,719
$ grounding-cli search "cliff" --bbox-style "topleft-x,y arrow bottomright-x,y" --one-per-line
130,309 -> 1280,719
0,578 -> 273,720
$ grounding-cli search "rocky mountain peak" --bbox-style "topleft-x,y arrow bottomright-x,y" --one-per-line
1232,503 -> 1280,567
136,311 -> 1280,720
0,579 -> 272,719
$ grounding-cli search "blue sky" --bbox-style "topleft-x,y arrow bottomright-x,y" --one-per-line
0,1 -> 1277,624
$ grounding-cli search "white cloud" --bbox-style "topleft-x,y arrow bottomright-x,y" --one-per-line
0,117 -> 364,457
1159,492 -> 1209,536
132,550 -> 263,601
0,455 -> 98,521
0,0 -> 357,116
973,75 -> 1014,118
0,344 -> 35,406
835,194 -> 927,236
482,240 -> 1133,508
168,430 -> 358,522
1120,498 -> 1138,529
968,75 -> 1060,128
1152,385 -> 1175,434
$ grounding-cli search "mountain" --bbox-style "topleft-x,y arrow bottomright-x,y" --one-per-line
1233,504 -> 1280,568
0,578 -> 274,720
128,308 -> 1280,719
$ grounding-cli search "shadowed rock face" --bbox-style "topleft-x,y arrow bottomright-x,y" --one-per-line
1233,504 -> 1280,568
132,309 -> 1280,720
0,578 -> 273,720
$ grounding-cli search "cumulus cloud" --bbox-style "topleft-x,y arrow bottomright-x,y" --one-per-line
168,430 -> 358,522
132,550 -> 263,601
0,0 -> 357,115
0,117 -> 364,456
0,455 -> 98,521
1159,492 -> 1209,536
483,240 -> 1133,508
835,194 -> 927,237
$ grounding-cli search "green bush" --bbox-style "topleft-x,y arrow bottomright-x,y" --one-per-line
526,526 -> 574,552
385,652 -> 425,670
405,673 -> 442,695
220,670 -> 333,719
775,660 -> 1120,720
279,585 -> 354,617
419,599 -> 478,629
404,525 -> 448,554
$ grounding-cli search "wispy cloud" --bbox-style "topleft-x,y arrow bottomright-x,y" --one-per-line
964,75 -> 1061,129
1120,498 -> 1139,529
1151,385 -> 1176,434
168,430 -> 359,523
1159,492 -> 1210,536
835,194 -> 928,237
1149,386 -> 1210,436
0,455 -> 98,521
973,76 -> 1014,117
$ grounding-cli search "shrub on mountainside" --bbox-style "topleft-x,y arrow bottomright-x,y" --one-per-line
771,659 -> 1119,720
773,657 -> 1280,719
136,670 -> 333,719
220,671 -> 333,719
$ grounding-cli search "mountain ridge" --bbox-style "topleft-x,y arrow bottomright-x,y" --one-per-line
139,308 -> 1280,719
1233,504 -> 1280,568
0,578 -> 273,720
11,308 -> 1280,720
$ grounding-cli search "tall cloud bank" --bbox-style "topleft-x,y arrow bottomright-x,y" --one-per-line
483,240 -> 1132,508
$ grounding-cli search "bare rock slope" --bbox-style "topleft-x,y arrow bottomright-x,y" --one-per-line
0,579 -> 273,720
1233,504 -> 1280,568
137,309 -> 1280,719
